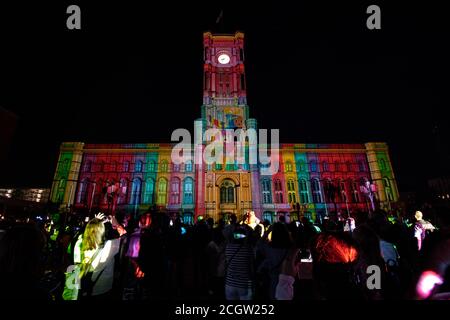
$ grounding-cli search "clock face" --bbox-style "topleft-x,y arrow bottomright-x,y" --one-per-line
218,53 -> 230,64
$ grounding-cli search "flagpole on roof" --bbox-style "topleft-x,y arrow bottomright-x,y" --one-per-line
216,9 -> 224,32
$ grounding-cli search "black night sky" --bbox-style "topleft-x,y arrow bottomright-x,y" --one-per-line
0,1 -> 448,196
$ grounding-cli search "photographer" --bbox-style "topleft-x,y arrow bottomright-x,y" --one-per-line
73,213 -> 126,300
224,224 -> 256,300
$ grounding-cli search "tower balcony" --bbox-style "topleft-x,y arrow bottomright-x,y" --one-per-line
213,97 -> 238,106
203,96 -> 247,107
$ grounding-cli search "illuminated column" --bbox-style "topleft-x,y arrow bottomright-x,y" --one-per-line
211,72 -> 216,94
365,143 -> 385,204
233,71 -> 238,95
50,142 -> 84,209
386,154 -> 400,202
365,142 -> 399,208
67,143 -> 84,207
194,119 -> 206,218
247,118 -> 261,219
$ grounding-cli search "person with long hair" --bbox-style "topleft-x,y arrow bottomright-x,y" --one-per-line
74,213 -> 126,299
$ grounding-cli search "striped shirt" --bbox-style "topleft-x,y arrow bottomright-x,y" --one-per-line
225,243 -> 254,289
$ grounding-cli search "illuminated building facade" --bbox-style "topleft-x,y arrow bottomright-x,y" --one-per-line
50,32 -> 399,223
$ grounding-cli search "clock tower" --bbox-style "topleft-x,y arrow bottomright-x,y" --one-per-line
197,32 -> 260,221
202,32 -> 250,130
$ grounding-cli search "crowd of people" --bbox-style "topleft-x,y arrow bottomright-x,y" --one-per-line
0,207 -> 449,301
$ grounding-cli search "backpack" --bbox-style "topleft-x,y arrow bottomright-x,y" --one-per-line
62,264 -> 81,300
62,247 -> 103,300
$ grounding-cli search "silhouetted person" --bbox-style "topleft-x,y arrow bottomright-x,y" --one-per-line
0,224 -> 49,300
225,224 -> 255,300
312,233 -> 363,300
223,214 -> 238,243
138,212 -> 168,300
257,222 -> 294,299
192,216 -> 211,295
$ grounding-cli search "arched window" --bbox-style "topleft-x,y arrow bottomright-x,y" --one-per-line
287,179 -> 297,203
148,160 -> 155,172
183,178 -> 194,204
339,180 -> 348,202
123,161 -> 130,172
274,179 -> 283,203
130,178 -> 142,205
285,161 -> 293,172
170,178 -> 181,204
297,161 -> 305,172
94,179 -> 106,206
275,179 -> 282,191
135,160 -> 143,172
380,159 -> 387,171
310,161 -> 317,172
261,179 -> 272,204
323,179 -> 333,203
96,161 -> 105,172
220,179 -> 235,204
358,161 -> 366,172
61,159 -> 70,173
185,160 -> 193,172
77,179 -> 88,204
350,180 -> 360,203
157,178 -> 168,205
322,161 -> 329,172
143,178 -> 154,204
117,178 -> 127,204
160,160 -> 168,172
173,163 -> 180,172
346,161 -> 352,172
384,178 -> 394,201
299,179 -> 310,203
83,160 -> 91,172
311,179 -> 323,203
334,161 -> 340,172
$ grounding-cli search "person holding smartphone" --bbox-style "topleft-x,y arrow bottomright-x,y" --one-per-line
73,213 -> 126,300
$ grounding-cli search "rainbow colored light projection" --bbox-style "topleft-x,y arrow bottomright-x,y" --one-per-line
50,32 -> 399,223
